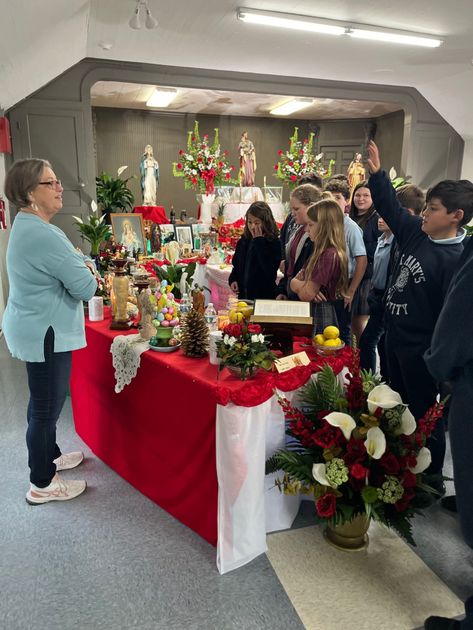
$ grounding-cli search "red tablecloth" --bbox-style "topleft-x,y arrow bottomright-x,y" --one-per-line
70,318 -> 350,546
133,205 -> 168,223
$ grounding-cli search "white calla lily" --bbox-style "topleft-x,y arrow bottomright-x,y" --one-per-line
399,407 -> 416,436
409,447 -> 432,474
389,166 -> 397,180
312,463 -> 337,489
324,412 -> 356,441
367,384 -> 403,414
72,215 -> 83,224
117,165 -> 128,177
90,200 -> 98,213
364,427 -> 387,460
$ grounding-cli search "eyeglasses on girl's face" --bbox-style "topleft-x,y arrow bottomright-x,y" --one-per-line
38,179 -> 62,189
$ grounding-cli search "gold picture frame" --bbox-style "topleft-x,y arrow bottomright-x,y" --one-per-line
110,213 -> 147,255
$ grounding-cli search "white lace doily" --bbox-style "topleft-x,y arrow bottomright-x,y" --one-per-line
111,333 -> 149,393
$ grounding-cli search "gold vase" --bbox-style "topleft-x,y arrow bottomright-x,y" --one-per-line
324,513 -> 370,551
110,261 -> 130,330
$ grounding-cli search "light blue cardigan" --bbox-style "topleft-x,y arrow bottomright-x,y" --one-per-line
2,212 -> 97,362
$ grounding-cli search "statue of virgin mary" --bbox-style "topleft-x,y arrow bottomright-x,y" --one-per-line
140,144 -> 160,206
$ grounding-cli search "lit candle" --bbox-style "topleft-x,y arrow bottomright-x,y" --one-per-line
264,176 -> 267,188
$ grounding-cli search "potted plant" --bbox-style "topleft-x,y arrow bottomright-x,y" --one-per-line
73,201 -> 112,257
96,166 -> 135,222
266,349 -> 444,548
216,320 -> 276,379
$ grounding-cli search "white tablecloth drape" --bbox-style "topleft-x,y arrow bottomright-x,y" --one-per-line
216,388 -> 301,574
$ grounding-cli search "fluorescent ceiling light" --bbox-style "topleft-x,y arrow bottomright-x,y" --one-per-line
348,28 -> 442,48
237,9 -> 345,35
270,98 -> 314,116
237,8 -> 443,48
146,89 -> 177,108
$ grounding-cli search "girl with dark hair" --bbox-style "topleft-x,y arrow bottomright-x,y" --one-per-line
349,181 -> 380,340
228,201 -> 282,300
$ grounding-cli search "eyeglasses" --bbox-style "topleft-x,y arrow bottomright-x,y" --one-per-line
38,179 -> 62,189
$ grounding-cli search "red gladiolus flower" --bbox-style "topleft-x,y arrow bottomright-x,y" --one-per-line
192,136 -> 196,141
218,162 -> 223,168
177,163 -> 183,170
299,150 -> 304,155
278,150 -> 283,155
197,157 -> 202,163
316,493 -> 336,518
290,175 -> 297,181
313,424 -> 339,449
225,173 -> 231,179
274,164 -> 278,170
178,149 -> 184,155
350,463 -> 368,480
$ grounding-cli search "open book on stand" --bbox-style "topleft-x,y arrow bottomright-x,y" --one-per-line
251,299 -> 312,325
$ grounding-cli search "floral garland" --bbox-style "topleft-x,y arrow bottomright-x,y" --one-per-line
173,121 -> 235,194
274,127 -> 334,189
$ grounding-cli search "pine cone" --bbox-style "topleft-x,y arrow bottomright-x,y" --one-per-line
181,309 -> 209,357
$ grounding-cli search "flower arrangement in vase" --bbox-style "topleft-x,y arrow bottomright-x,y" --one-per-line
266,349 -> 444,546
274,127 -> 335,189
216,321 -> 276,380
173,120 -> 235,194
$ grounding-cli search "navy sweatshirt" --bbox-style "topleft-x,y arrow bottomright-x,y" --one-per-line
228,235 -> 282,300
368,170 -> 465,346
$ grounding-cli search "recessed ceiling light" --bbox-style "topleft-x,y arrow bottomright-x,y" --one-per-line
146,88 -> 177,108
237,8 -> 443,48
270,98 -> 314,116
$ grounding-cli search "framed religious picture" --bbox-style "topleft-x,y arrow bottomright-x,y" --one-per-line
174,225 -> 194,248
200,232 -> 218,249
111,213 -> 147,255
159,223 -> 177,245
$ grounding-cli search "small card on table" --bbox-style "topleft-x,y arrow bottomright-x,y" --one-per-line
274,351 -> 310,373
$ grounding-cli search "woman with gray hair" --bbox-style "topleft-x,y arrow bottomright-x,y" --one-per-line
2,158 -> 97,504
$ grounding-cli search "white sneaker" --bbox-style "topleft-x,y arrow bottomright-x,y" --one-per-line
26,473 -> 86,505
53,451 -> 84,471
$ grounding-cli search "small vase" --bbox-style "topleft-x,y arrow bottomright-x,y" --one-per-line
110,261 -> 130,330
198,193 -> 215,224
324,513 -> 370,551
226,365 -> 257,380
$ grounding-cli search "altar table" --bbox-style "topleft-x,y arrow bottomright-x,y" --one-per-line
70,319 -> 350,573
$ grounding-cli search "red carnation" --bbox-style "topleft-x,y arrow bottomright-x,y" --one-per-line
350,463 -> 368,480
278,150 -> 283,155
290,175 -> 297,182
395,487 -> 415,512
274,164 -> 278,170
192,136 -> 196,141
218,162 -> 223,168
379,452 -> 401,475
316,493 -> 337,518
225,173 -> 231,179
178,149 -> 184,155
313,424 -> 339,449
288,161 -> 294,166
247,323 -> 262,334
225,324 -> 242,338
197,157 -> 203,163
177,163 -> 183,170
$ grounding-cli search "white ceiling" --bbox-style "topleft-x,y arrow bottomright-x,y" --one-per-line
90,81 -> 402,119
1,1 -> 473,137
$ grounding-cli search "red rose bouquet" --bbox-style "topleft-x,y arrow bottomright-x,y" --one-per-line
274,127 -> 335,189
266,349 -> 444,544
216,321 -> 276,379
173,120 -> 235,194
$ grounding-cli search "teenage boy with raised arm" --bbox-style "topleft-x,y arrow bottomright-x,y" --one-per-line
366,140 -> 473,480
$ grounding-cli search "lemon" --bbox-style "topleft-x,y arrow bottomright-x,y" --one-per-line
314,334 -> 325,346
237,301 -> 248,308
333,338 -> 342,346
323,325 -> 340,340
324,338 -> 341,347
229,310 -> 244,323
240,306 -> 254,318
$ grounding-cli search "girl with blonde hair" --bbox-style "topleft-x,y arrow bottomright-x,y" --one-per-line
290,197 -> 349,331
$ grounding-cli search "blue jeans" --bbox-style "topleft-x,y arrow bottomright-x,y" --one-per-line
25,327 -> 72,487
359,289 -> 388,379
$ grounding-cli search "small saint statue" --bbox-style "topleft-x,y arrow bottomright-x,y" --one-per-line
347,152 -> 366,194
238,131 -> 256,187
140,144 -> 160,206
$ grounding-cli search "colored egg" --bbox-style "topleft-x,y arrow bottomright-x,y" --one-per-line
154,320 -> 160,327
161,307 -> 168,313
161,280 -> 168,287
168,293 -> 174,300
157,313 -> 165,322
155,292 -> 162,300
170,318 -> 178,326
161,320 -> 170,327
167,307 -> 174,315
165,313 -> 173,321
